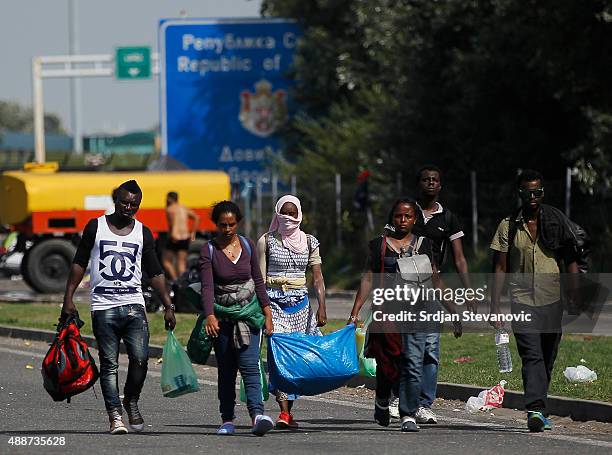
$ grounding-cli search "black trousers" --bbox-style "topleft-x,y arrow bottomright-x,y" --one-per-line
376,367 -> 399,401
512,302 -> 563,414
514,331 -> 562,413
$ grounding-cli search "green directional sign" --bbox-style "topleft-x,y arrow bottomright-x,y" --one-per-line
115,46 -> 151,79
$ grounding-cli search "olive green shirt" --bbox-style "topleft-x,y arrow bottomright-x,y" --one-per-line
490,217 -> 560,306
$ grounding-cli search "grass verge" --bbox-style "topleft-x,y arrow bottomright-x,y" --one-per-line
0,303 -> 609,402
0,302 -> 195,347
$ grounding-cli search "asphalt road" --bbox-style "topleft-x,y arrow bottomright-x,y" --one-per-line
0,337 -> 611,455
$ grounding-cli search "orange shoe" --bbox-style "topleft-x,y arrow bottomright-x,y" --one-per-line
276,411 -> 291,429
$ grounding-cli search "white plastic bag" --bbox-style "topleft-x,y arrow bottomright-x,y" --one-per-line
465,380 -> 507,413
563,365 -> 597,383
465,393 -> 486,413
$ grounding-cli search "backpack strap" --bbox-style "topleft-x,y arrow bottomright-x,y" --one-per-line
413,235 -> 424,254
65,331 -> 80,371
379,235 -> 387,274
208,241 -> 214,264
505,208 -> 522,269
440,209 -> 453,266
238,235 -> 252,257
209,236 -> 252,265
264,233 -> 270,276
378,235 -> 387,289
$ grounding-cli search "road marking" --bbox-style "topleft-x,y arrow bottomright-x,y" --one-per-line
2,345 -> 611,448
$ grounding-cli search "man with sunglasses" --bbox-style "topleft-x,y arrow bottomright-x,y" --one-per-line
490,169 -> 579,433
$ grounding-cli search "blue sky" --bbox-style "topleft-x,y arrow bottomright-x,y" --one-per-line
0,0 -> 262,135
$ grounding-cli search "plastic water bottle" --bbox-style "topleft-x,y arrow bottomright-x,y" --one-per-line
495,329 -> 513,373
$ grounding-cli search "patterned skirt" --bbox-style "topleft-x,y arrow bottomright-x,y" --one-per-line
267,290 -> 321,400
267,291 -> 321,336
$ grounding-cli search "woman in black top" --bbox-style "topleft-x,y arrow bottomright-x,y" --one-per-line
348,198 -> 461,432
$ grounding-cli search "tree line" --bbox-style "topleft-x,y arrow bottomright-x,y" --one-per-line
261,0 -> 612,275
0,100 -> 64,135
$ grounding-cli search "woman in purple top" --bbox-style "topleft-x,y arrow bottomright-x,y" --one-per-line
199,201 -> 274,436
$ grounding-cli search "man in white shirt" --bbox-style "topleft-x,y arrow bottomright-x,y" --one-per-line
61,180 -> 176,435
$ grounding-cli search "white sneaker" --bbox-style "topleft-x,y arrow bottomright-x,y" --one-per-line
415,406 -> 438,424
389,395 -> 400,419
108,408 -> 128,435
251,415 -> 274,436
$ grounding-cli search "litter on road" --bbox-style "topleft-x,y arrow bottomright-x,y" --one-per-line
465,380 -> 507,413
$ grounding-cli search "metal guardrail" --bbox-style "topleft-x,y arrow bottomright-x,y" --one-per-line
0,151 -> 157,172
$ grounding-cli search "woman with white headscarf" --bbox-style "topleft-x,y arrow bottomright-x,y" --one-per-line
257,195 -> 327,429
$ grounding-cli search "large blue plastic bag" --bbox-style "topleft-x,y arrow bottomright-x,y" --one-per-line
267,324 -> 359,396
161,331 -> 199,398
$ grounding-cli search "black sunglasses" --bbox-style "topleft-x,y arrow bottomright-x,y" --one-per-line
519,188 -> 544,199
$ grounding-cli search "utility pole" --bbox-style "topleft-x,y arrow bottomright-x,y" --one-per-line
31,52 -> 159,164
32,57 -> 45,163
335,173 -> 343,247
470,171 -> 478,250
565,167 -> 572,218
68,0 -> 83,154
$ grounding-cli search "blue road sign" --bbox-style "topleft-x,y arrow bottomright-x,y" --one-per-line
159,18 -> 301,183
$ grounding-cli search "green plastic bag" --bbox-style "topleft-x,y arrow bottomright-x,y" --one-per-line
187,314 -> 213,365
356,326 -> 377,377
240,343 -> 269,402
161,331 -> 200,398
356,309 -> 376,377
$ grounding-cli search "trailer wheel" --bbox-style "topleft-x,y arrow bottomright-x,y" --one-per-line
187,239 -> 205,270
20,248 -> 33,288
23,239 -> 76,293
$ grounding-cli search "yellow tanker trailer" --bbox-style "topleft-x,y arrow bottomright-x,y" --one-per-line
0,169 -> 230,293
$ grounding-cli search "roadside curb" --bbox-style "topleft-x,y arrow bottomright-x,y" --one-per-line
0,325 -> 179,363
345,377 -> 612,423
2,324 -> 610,423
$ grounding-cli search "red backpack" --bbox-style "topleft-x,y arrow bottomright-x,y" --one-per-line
42,315 -> 99,402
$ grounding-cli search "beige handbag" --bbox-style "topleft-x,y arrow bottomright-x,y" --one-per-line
396,236 -> 433,284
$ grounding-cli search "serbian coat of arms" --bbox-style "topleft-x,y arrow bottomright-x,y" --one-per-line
239,79 -> 288,137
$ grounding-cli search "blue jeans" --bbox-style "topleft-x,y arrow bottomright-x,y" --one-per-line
214,321 -> 263,421
420,332 -> 440,408
398,332 -> 427,417
91,304 -> 149,411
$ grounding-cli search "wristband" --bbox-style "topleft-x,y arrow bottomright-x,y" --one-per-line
164,304 -> 176,312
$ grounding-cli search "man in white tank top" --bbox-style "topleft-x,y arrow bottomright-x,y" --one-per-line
61,180 -> 176,435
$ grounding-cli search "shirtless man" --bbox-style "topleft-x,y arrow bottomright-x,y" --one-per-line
163,191 -> 200,281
